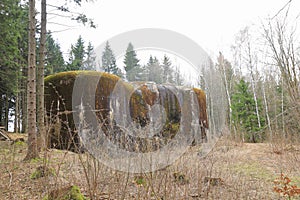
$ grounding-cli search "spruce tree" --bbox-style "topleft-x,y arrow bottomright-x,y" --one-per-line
68,35 -> 85,71
231,79 -> 265,142
84,42 -> 96,70
24,0 -> 39,160
0,0 -> 28,129
162,55 -> 173,83
101,41 -> 118,74
174,66 -> 184,85
44,33 -> 65,75
146,56 -> 163,84
124,43 -> 140,81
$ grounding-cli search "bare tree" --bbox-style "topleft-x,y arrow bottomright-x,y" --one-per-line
235,27 -> 262,130
246,40 -> 262,130
263,11 -> 300,136
216,52 -> 236,135
263,19 -> 299,104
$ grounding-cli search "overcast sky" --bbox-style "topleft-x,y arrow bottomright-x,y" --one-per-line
43,0 -> 300,62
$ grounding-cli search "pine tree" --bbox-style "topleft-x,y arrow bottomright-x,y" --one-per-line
101,41 -> 118,74
124,43 -> 140,81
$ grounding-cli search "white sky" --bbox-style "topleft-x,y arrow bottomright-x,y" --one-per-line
44,0 -> 300,61
9,0 -> 300,131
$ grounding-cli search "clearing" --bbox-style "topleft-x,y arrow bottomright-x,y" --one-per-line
0,136 -> 299,199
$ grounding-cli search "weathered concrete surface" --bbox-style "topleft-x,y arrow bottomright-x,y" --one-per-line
45,71 -> 208,152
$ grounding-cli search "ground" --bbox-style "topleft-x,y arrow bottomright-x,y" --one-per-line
0,136 -> 299,200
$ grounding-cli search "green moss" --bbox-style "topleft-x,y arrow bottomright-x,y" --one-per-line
13,140 -> 26,146
30,170 -> 43,179
134,176 -> 147,186
30,166 -> 55,179
45,71 -> 79,150
45,70 -> 122,151
140,84 -> 157,106
170,123 -> 180,133
43,185 -> 87,200
130,89 -> 149,126
94,71 -> 122,122
44,71 -> 208,151
30,157 -> 44,163
44,71 -> 78,83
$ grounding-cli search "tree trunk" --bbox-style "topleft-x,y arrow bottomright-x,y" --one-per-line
21,65 -> 27,133
5,94 -> 9,131
15,70 -> 20,133
24,0 -> 39,160
18,87 -> 21,133
281,77 -> 285,137
262,81 -> 272,138
251,78 -> 261,127
218,53 -> 233,134
245,40 -> 261,142
37,0 -> 46,150
247,46 -> 261,130
263,18 -> 300,136
15,90 -> 19,133
0,96 -> 3,127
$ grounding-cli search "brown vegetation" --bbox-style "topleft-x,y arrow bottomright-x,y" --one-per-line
0,136 -> 299,199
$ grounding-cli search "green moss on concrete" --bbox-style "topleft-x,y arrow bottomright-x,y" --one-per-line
130,88 -> 149,126
45,70 -> 122,151
44,71 -> 209,152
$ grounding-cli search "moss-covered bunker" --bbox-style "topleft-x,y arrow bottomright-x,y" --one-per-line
45,71 -> 208,152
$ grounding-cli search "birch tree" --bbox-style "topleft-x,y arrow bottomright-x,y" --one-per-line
216,52 -> 235,134
263,10 -> 300,136
234,27 -> 262,131
262,78 -> 272,136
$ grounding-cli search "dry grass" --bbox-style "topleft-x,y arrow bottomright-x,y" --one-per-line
0,136 -> 299,200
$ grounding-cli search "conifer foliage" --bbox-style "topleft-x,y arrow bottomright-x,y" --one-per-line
231,79 -> 265,142
124,43 -> 141,81
102,41 -> 118,75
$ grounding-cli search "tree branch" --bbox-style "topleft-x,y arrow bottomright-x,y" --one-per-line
271,0 -> 292,20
